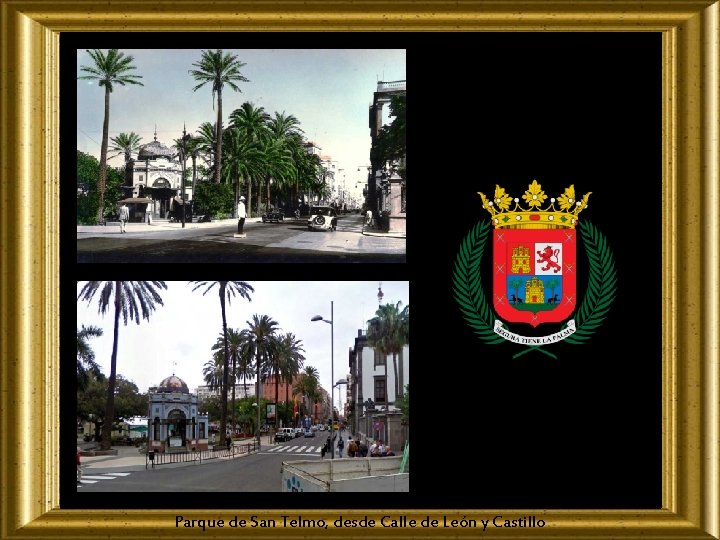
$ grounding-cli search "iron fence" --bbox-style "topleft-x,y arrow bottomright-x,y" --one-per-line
145,441 -> 258,469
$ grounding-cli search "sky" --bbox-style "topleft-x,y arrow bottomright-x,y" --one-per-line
76,281 -> 409,411
76,49 -> 406,201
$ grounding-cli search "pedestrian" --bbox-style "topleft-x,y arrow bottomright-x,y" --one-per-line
347,438 -> 358,458
359,440 -> 369,458
119,202 -> 130,233
385,445 -> 395,456
337,436 -> 344,457
76,447 -> 82,484
370,439 -> 381,457
226,436 -> 231,451
237,195 -> 246,234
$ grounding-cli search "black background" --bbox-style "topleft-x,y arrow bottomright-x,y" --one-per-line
63,32 -> 661,509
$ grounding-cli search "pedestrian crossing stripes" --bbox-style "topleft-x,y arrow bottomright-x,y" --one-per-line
78,472 -> 131,486
266,445 -> 322,454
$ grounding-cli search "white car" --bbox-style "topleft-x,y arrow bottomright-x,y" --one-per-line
307,206 -> 338,231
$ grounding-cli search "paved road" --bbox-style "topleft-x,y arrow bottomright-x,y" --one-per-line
78,440 -> 329,492
77,213 -> 406,263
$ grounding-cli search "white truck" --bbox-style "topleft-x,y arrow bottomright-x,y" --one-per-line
281,456 -> 409,492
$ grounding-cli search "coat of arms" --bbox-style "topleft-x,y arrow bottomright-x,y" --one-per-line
453,181 -> 617,359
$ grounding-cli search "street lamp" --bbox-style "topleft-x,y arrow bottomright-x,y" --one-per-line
178,124 -> 191,229
311,302 -> 334,459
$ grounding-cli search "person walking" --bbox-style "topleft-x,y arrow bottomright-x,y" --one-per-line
337,436 -> 344,458
119,202 -> 130,233
237,195 -> 247,234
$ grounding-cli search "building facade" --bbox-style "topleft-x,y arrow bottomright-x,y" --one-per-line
147,375 -> 209,453
124,130 -> 189,221
347,329 -> 409,450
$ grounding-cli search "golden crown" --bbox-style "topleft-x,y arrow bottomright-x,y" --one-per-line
478,180 -> 591,229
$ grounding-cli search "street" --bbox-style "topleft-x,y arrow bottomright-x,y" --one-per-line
78,438 -> 336,492
76,213 -> 406,263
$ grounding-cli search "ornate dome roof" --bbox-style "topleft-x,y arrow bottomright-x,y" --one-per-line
138,139 -> 174,160
157,375 -> 189,393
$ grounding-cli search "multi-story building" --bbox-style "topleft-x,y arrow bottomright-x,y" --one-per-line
194,384 -> 255,403
347,329 -> 409,450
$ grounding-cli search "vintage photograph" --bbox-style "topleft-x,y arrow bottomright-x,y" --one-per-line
75,281 -> 409,492
75,49 -> 406,263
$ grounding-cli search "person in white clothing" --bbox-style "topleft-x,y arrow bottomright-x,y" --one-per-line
237,196 -> 246,234
119,203 -> 130,233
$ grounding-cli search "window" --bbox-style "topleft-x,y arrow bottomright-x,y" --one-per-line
374,377 -> 386,403
153,417 -> 160,441
374,349 -> 386,367
199,422 -> 206,439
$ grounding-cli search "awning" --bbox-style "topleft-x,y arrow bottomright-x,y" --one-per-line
118,197 -> 152,204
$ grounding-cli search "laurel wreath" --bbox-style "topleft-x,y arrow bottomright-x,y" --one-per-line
452,220 -> 617,353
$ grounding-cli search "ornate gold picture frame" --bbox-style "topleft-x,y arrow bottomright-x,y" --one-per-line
1,1 -> 718,538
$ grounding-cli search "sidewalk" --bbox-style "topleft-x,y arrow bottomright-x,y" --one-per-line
79,436 -> 269,471
77,216 -> 406,239
76,217 -> 262,235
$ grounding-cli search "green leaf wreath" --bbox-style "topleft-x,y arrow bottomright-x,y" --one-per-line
452,219 -> 617,353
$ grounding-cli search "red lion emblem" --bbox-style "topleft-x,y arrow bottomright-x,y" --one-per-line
537,246 -> 561,273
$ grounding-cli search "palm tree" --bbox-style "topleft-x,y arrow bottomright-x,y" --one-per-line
546,279 -> 560,303
267,112 -> 304,209
509,278 -> 523,304
367,301 -> 410,401
187,135 -> 202,212
77,281 -> 166,450
210,328 -> 244,434
195,121 -> 217,173
202,352 -> 224,391
222,127 -> 264,217
77,325 -> 103,391
293,366 -> 319,423
190,281 -> 254,445
78,50 -> 144,222
229,102 -> 271,214
109,131 -> 143,185
189,50 -> 249,184
244,314 -> 279,439
272,332 -> 305,422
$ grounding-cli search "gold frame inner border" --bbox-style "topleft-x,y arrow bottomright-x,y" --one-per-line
1,2 -> 718,538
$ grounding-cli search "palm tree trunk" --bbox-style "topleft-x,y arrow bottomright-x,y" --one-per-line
247,181 -> 252,218
219,288 -> 229,445
215,89 -> 223,184
256,179 -> 261,217
101,281 -> 121,450
97,86 -> 111,222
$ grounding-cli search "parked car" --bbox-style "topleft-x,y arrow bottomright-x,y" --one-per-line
261,208 -> 284,223
307,206 -> 338,231
274,427 -> 295,442
294,428 -> 304,438
304,428 -> 315,438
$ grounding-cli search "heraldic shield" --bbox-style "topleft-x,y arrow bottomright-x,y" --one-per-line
493,228 -> 576,327
480,181 -> 590,328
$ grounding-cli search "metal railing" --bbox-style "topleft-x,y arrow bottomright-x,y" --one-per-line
145,441 -> 258,468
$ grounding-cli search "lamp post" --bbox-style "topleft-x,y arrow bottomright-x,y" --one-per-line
311,302 -> 334,459
179,124 -> 191,228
